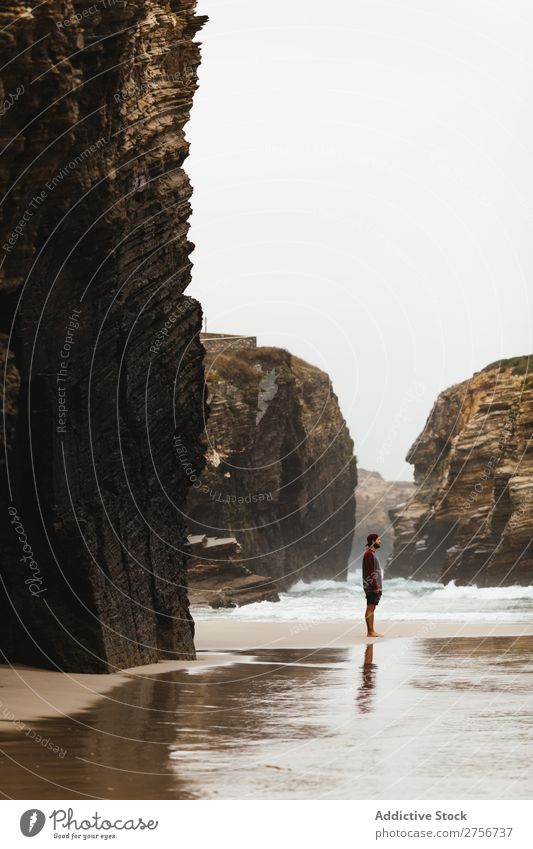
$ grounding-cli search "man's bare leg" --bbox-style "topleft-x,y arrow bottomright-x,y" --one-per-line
365,603 -> 383,637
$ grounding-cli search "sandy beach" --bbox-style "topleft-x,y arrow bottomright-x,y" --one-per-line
0,652 -> 233,727
194,617 -> 533,650
1,621 -> 532,800
1,618 -> 531,727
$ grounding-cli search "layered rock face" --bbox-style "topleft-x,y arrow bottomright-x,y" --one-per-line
185,343 -> 357,590
388,357 -> 533,585
0,2 -> 207,671
352,469 -> 414,561
187,535 -> 280,608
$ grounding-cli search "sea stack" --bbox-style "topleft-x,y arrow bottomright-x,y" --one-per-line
185,335 -> 357,590
388,357 -> 533,586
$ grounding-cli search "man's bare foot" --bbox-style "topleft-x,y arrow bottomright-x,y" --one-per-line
366,631 -> 384,637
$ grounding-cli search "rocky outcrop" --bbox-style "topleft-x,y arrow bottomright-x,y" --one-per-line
0,2 -> 207,671
352,469 -> 414,561
187,535 -> 280,608
388,357 -> 533,585
185,344 -> 357,589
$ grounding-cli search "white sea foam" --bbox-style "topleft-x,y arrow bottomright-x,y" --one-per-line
433,581 -> 533,600
192,574 -> 533,623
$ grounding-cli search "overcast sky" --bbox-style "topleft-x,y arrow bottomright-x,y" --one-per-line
187,0 -> 533,480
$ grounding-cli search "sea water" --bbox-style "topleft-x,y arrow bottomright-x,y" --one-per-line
192,574 -> 533,623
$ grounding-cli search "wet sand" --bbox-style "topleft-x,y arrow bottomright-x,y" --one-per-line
0,634 -> 532,799
0,622 -> 532,799
194,617 -> 533,650
0,653 -> 233,726
1,619 -> 531,726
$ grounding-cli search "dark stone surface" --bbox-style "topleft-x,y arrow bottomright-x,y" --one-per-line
186,346 -> 357,590
0,1 -> 207,671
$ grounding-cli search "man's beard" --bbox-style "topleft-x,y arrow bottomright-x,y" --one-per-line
374,542 -> 381,548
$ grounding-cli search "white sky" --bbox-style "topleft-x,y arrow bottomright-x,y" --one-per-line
187,0 -> 533,480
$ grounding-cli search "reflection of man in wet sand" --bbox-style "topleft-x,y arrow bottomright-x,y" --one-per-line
355,644 -> 377,714
362,533 -> 384,637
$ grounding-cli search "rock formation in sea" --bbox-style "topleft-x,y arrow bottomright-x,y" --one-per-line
388,357 -> 533,585
187,535 -> 280,608
0,1 -> 207,672
352,469 -> 414,561
185,336 -> 357,590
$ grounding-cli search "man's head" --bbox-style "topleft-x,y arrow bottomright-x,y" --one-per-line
366,533 -> 382,549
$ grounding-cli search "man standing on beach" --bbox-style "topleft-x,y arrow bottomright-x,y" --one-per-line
362,533 -> 383,637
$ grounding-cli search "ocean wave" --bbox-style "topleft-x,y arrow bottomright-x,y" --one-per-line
431,580 -> 533,600
288,578 -> 345,594
192,575 -> 533,622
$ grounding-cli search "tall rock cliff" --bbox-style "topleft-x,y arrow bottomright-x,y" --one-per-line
185,341 -> 357,589
388,357 -> 533,586
0,1 -> 207,671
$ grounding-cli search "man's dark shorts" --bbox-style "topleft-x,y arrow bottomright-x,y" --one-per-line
365,591 -> 382,606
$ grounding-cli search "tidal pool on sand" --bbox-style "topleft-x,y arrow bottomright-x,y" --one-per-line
0,636 -> 531,799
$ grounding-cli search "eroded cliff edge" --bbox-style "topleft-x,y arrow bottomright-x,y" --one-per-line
185,340 -> 357,590
388,357 -> 533,586
0,1 -> 207,671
